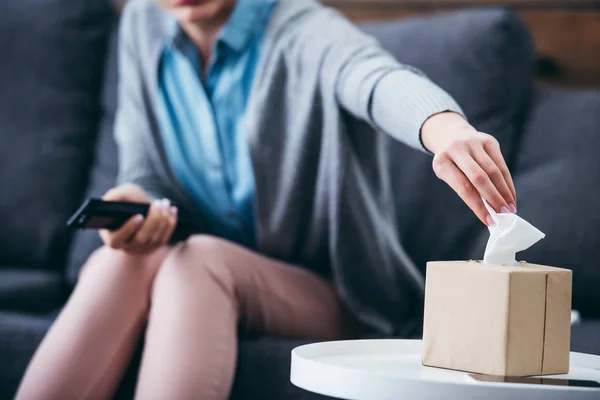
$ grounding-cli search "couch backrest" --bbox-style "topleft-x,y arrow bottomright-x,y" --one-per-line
502,89 -> 600,316
66,25 -> 120,284
0,1 -> 114,270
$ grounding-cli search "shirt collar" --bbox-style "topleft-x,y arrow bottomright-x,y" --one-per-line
217,0 -> 275,53
168,0 -> 276,54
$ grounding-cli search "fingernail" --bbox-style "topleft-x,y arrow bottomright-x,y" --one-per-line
500,206 -> 510,214
486,215 -> 496,226
170,206 -> 178,217
162,199 -> 171,210
134,214 -> 144,225
509,203 -> 517,213
155,199 -> 167,210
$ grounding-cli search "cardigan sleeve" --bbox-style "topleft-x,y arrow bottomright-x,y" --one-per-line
294,5 -> 465,152
113,3 -> 171,199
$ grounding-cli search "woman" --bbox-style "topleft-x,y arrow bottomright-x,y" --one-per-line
16,0 -> 517,399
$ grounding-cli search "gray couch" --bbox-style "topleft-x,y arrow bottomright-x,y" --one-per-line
1,1 -> 599,399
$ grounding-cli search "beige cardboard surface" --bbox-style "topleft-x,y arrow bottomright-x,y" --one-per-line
422,262 -> 511,375
541,269 -> 572,374
505,272 -> 546,376
422,261 -> 572,377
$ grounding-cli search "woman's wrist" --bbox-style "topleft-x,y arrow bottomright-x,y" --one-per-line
420,111 -> 473,154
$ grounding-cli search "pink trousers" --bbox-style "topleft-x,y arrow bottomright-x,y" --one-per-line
16,235 -> 355,400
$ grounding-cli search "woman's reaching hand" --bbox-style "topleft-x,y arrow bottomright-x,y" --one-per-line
420,112 -> 517,226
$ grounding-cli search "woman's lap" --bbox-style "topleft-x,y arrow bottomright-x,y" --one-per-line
135,235 -> 353,399
16,234 -> 353,400
81,234 -> 354,339
154,234 -> 354,339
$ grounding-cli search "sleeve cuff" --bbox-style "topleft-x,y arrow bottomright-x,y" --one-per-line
369,68 -> 466,153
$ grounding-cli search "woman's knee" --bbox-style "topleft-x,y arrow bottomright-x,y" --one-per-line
153,235 -> 235,295
78,245 -> 170,284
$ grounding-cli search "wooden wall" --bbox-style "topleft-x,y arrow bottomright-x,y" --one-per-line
323,1 -> 600,87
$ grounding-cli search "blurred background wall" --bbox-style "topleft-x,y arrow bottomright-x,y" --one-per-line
113,0 -> 600,87
322,0 -> 600,88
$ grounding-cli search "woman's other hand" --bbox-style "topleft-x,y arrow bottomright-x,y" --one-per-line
421,112 -> 517,226
99,183 -> 178,253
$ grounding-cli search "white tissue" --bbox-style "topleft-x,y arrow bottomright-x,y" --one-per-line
482,199 -> 545,265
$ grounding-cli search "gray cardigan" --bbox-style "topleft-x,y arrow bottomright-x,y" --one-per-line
116,0 -> 463,336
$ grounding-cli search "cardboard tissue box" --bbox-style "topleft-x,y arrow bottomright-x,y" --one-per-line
422,200 -> 572,377
422,261 -> 572,376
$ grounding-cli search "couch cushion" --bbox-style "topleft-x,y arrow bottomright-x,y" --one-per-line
571,320 -> 600,356
489,88 -> 600,317
0,269 -> 66,313
232,339 -> 329,400
359,9 -> 534,272
113,339 -> 333,400
0,311 -> 54,399
0,1 -> 114,270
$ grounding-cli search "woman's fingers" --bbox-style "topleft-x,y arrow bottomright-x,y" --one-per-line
120,199 -> 177,254
484,138 -> 517,207
131,199 -> 169,250
100,214 -> 144,249
428,128 -> 519,225
448,143 -> 509,214
150,202 -> 176,246
160,206 -> 179,246
471,146 -> 516,211
432,153 -> 491,225
97,193 -> 176,254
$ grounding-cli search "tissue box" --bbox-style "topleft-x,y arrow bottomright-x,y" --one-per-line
422,261 -> 572,376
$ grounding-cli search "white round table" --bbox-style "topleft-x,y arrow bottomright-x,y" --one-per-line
291,340 -> 600,400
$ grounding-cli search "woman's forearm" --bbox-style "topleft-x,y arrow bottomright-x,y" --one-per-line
369,69 -> 464,152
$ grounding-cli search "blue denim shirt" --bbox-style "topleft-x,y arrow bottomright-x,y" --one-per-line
157,0 -> 275,248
